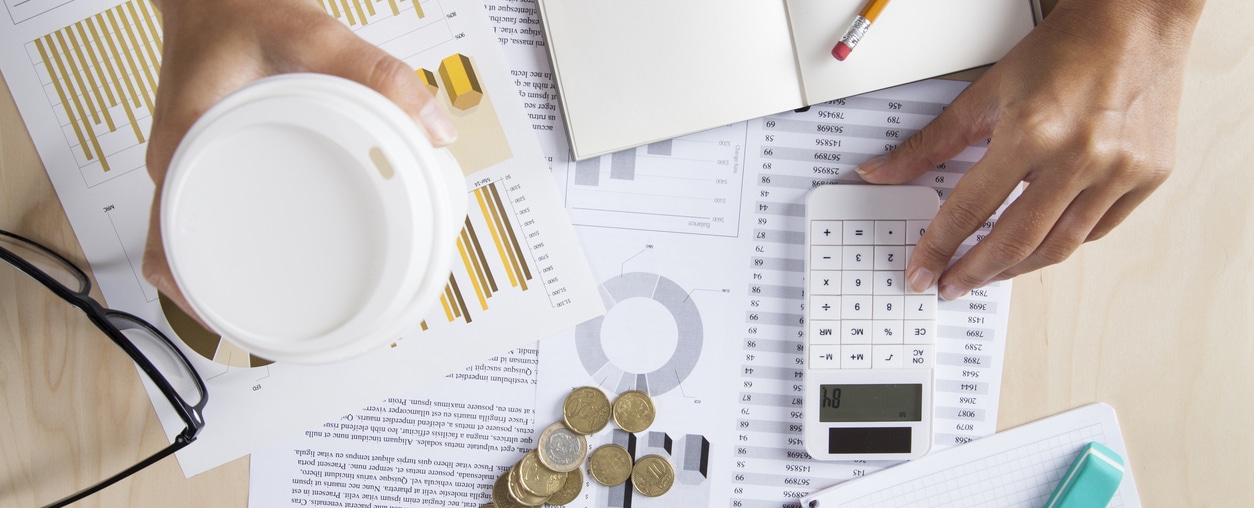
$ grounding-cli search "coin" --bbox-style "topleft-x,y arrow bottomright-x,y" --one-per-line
562,386 -> 611,434
492,472 -> 528,508
517,450 -> 565,497
588,444 -> 634,486
544,467 -> 583,505
631,454 -> 675,497
507,463 -> 550,506
536,421 -> 588,472
612,390 -> 656,433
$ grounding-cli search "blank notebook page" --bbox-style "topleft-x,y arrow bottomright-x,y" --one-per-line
803,403 -> 1141,508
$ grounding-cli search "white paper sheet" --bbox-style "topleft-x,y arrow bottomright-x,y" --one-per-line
249,4 -> 1016,506
803,403 -> 1140,508
0,0 -> 602,476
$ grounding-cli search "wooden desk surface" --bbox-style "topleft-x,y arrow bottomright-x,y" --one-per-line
3,1 -> 1252,506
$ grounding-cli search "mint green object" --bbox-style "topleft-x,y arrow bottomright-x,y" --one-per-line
1045,441 -> 1125,508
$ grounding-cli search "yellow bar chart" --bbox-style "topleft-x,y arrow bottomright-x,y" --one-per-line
30,0 -> 162,174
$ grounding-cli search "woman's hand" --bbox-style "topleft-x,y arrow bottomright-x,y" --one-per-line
142,0 -> 456,324
856,0 -> 1204,300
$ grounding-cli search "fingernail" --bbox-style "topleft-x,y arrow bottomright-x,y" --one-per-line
419,100 -> 457,145
940,284 -> 966,301
907,267 -> 935,293
854,155 -> 889,177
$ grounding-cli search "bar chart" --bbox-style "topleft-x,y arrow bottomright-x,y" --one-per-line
563,125 -> 745,237
26,0 -> 160,183
436,181 -> 534,324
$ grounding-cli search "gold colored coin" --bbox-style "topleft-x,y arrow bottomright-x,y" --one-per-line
612,390 -> 656,433
630,454 -> 675,497
507,463 -> 550,506
562,386 -> 611,434
517,450 -> 566,497
492,472 -> 527,508
588,444 -> 634,486
536,421 -> 588,472
543,467 -> 583,506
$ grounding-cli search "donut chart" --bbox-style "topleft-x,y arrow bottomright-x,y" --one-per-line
575,272 -> 702,396
160,294 -> 272,368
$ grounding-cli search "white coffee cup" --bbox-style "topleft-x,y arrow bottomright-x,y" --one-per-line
161,73 -> 467,364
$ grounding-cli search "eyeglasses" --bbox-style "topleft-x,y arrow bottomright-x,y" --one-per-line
0,229 -> 208,508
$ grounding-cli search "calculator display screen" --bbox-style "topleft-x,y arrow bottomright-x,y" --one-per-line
818,384 -> 923,422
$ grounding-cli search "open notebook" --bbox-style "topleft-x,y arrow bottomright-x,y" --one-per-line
537,0 -> 1040,159
803,403 -> 1141,507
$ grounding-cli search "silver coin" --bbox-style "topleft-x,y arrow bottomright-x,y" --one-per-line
537,422 -> 588,472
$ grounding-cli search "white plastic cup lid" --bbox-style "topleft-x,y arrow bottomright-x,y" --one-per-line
162,73 -> 467,364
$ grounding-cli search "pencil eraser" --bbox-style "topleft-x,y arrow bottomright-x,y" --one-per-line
832,42 -> 852,61
1045,442 -> 1125,508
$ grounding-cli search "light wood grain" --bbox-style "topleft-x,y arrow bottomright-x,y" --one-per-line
1001,0 -> 1254,505
0,70 -> 248,507
2,0 -> 1251,506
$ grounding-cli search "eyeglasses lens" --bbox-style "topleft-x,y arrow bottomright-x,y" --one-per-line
1,249 -> 189,506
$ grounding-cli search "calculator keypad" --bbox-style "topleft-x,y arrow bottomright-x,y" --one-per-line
808,219 -> 937,370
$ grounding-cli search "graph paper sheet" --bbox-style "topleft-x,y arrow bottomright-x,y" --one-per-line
804,403 -> 1141,508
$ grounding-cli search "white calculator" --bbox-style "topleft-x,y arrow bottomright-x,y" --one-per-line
802,184 -> 939,461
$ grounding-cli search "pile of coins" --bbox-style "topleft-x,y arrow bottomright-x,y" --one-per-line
484,387 -> 675,507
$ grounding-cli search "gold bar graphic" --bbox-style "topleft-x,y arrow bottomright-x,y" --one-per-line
98,13 -> 142,110
350,0 -> 368,25
466,216 -> 497,292
84,18 -> 121,108
387,0 -> 400,16
457,233 -> 489,310
126,2 -> 162,76
475,187 -> 519,288
438,53 -> 482,110
35,37 -> 91,162
60,29 -> 102,127
88,15 -> 144,142
415,68 -> 438,97
461,217 -> 494,299
75,21 -> 115,108
337,0 -> 356,25
362,0 -> 376,17
113,7 -> 157,108
52,31 -> 109,170
67,24 -> 116,132
136,0 -> 163,54
413,0 -> 425,19
489,182 -> 531,285
443,288 -> 458,321
449,274 -> 471,323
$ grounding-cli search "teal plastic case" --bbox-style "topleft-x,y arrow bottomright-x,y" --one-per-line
1045,441 -> 1125,508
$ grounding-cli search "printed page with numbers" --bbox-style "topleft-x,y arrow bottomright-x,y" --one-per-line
248,5 -> 1016,507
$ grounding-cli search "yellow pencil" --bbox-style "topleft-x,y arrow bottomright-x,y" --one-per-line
832,0 -> 892,61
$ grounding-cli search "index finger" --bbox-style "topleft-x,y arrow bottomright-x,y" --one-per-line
907,146 -> 1026,296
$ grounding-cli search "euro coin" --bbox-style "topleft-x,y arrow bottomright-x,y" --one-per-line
517,450 -> 565,497
588,444 -> 634,486
544,467 -> 583,505
536,421 -> 588,473
492,472 -> 528,508
612,390 -> 656,433
631,454 -> 674,497
562,386 -> 611,435
507,463 -> 550,506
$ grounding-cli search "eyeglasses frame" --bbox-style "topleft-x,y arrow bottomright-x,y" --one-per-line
0,229 -> 209,508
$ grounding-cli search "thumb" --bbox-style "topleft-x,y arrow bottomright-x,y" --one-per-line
317,35 -> 458,146
856,78 -> 997,184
